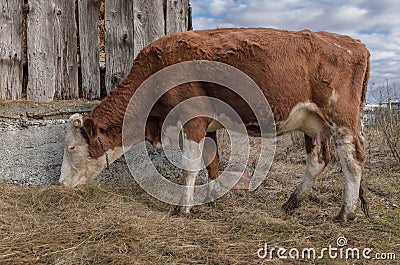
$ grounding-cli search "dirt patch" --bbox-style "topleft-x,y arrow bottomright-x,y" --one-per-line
0,130 -> 399,264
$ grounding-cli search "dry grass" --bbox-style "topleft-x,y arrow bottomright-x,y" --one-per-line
0,130 -> 399,264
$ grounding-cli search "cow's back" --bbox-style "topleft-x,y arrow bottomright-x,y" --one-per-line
141,28 -> 369,123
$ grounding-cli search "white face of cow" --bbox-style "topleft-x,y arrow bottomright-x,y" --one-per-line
59,114 -> 108,188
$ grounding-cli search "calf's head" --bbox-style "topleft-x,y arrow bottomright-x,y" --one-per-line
59,114 -> 108,187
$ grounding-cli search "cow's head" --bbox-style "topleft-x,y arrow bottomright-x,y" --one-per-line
59,113 -> 109,187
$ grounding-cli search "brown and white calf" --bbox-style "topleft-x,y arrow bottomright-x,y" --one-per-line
60,28 -> 370,222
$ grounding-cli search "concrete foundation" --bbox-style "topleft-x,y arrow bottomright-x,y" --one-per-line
0,101 -> 204,187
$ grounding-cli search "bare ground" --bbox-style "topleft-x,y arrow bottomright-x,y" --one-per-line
0,130 -> 399,264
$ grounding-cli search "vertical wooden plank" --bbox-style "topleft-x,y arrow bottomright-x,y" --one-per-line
26,0 -> 56,101
0,0 -> 23,100
78,0 -> 101,99
54,0 -> 78,99
166,0 -> 188,34
104,0 -> 135,93
133,0 -> 165,58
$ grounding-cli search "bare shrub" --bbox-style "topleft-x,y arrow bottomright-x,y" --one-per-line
377,105 -> 400,162
373,82 -> 400,162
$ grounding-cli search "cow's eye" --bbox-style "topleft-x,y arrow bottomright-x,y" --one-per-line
68,145 -> 76,151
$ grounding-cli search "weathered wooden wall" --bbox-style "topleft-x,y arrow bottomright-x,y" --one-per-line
105,0 -> 165,93
104,0 -> 135,93
0,0 -> 23,100
133,0 -> 165,57
166,0 -> 189,34
26,0 -> 56,101
26,0 -> 78,101
78,0 -> 102,100
0,0 -> 191,102
53,0 -> 79,100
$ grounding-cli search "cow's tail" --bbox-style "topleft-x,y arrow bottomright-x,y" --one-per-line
359,52 -> 370,137
359,52 -> 371,219
361,53 -> 370,112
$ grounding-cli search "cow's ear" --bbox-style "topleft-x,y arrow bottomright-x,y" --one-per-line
82,117 -> 98,139
69,113 -> 83,128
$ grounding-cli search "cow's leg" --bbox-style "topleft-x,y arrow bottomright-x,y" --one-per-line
334,130 -> 367,222
202,131 -> 220,203
172,118 -> 209,217
282,134 -> 330,214
204,131 -> 219,181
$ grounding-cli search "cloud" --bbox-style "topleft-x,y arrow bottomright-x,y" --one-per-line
208,0 -> 235,16
192,16 -> 236,29
190,0 -> 400,92
336,5 -> 368,21
373,51 -> 397,61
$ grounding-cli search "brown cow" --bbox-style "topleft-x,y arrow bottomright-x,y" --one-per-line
60,28 -> 370,222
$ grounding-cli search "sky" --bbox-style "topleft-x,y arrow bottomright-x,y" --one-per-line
190,0 -> 400,103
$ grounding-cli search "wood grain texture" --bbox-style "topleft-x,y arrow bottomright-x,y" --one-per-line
104,0 -> 135,94
4,0 -> 188,100
133,0 -> 165,58
104,0 -> 165,94
166,0 -> 188,34
78,0 -> 101,99
0,0 -> 23,100
104,0 -> 135,93
26,0 -> 56,101
54,0 -> 79,100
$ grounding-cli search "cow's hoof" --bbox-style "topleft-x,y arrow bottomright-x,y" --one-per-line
171,206 -> 191,218
282,193 -> 300,215
333,207 -> 356,223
